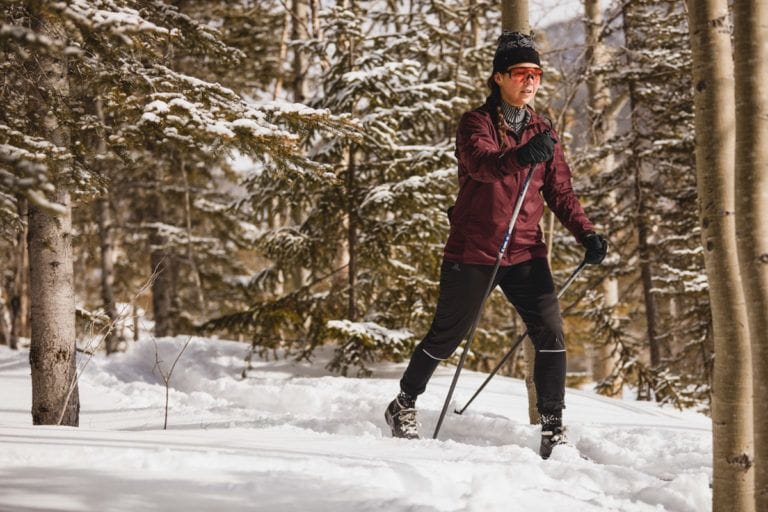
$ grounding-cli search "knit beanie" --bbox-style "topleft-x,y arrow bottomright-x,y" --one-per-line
492,32 -> 541,73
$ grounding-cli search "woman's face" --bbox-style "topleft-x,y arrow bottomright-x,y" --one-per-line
493,62 -> 542,107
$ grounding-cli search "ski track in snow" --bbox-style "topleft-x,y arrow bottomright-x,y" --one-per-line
0,338 -> 711,512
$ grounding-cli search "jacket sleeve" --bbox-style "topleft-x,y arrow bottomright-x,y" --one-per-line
542,129 -> 595,243
455,110 -> 529,183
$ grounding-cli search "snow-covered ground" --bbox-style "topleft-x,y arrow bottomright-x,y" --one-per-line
0,337 -> 711,512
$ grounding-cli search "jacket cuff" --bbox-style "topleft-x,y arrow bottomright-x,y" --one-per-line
579,231 -> 596,245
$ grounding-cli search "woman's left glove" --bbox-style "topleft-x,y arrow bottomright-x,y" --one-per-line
516,132 -> 556,165
582,233 -> 608,265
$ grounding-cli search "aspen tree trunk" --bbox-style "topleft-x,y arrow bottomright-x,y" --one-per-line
27,15 -> 79,426
290,0 -> 309,292
733,0 -> 768,508
291,0 -> 309,105
310,0 -> 321,39
469,0 -> 481,47
502,1 -> 529,35
501,0 -> 538,424
585,0 -> 622,396
687,1 -> 755,510
339,15 -> 357,322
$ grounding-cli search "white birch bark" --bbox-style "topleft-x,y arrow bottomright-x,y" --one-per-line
733,0 -> 768,508
585,0 -> 622,396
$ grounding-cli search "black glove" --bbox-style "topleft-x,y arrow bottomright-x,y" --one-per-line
582,233 -> 608,265
516,132 -> 556,166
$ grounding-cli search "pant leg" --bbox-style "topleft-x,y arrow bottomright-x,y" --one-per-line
400,259 -> 498,397
498,258 -> 566,415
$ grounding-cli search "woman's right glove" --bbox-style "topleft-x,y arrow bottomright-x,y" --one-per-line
516,132 -> 556,165
582,233 -> 608,265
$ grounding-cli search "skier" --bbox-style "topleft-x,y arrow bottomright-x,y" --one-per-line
385,32 -> 607,459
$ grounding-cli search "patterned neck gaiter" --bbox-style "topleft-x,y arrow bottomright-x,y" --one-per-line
500,100 -> 531,138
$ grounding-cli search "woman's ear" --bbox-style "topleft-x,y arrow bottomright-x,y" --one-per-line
493,72 -> 503,86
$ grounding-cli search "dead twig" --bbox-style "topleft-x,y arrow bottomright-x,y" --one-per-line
152,336 -> 193,430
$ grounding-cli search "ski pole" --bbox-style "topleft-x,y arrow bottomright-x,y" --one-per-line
453,258 -> 588,416
432,162 -> 537,440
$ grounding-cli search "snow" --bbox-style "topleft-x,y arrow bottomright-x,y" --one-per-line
62,1 -> 177,36
326,320 -> 414,346
0,337 -> 712,511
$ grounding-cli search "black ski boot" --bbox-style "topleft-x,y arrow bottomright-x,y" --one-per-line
385,391 -> 420,439
539,412 -> 567,459
539,426 -> 568,459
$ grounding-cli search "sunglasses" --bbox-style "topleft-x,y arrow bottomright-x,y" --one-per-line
503,67 -> 543,82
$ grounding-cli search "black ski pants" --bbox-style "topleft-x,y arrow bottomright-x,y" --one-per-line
400,257 -> 566,415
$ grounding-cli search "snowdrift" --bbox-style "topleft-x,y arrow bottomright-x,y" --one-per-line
0,337 -> 711,511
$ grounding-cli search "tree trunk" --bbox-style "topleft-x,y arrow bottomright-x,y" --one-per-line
179,158 -> 206,317
733,0 -> 768,508
272,7 -> 291,100
347,148 -> 357,321
10,197 -> 30,349
687,1 -> 755,510
0,285 -> 11,347
596,279 -> 622,396
638,222 -> 660,368
132,303 -> 140,342
622,4 -> 662,376
91,97 -> 120,354
502,0 -> 537,423
149,193 -> 175,338
502,1 -> 529,34
469,0 -> 481,47
289,0 -> 309,292
291,0 -> 309,105
97,196 -> 119,354
29,190 -> 80,426
27,14 -> 79,427
585,0 -> 622,396
310,0 -> 321,39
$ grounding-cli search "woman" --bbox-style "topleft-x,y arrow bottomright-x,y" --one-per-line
384,32 -> 607,459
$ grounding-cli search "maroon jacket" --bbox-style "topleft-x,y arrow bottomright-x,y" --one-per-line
443,102 -> 595,266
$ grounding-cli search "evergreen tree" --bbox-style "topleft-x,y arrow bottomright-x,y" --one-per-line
2,0 -> 354,355
204,0 -> 514,376
574,0 -> 712,408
